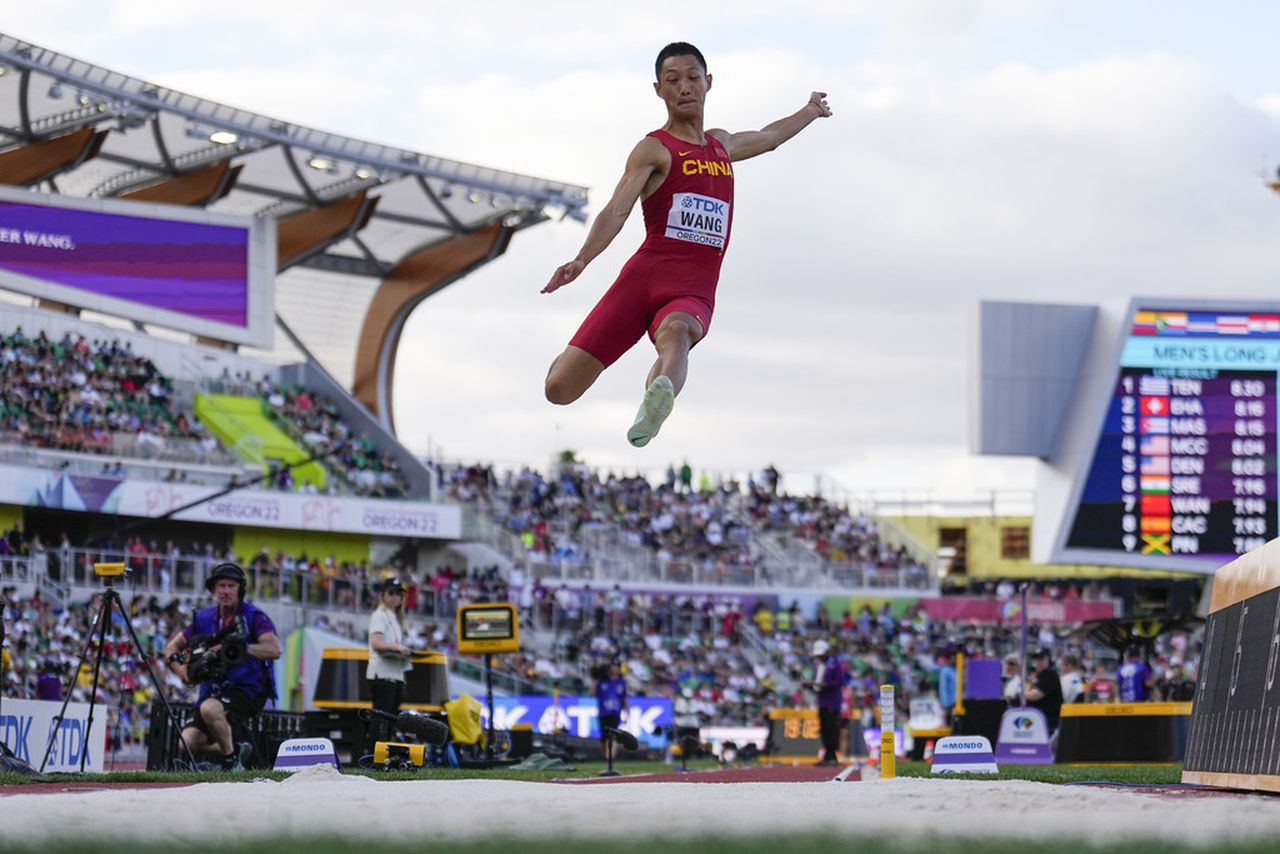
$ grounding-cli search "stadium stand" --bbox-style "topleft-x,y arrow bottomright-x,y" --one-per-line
0,32 -> 1209,772
1,327 -> 221,458
194,392 -> 329,492
449,463 -> 933,590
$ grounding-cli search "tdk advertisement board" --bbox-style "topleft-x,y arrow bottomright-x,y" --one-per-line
481,696 -> 673,749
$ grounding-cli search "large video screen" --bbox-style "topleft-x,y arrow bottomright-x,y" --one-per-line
0,185 -> 273,348
1065,308 -> 1278,562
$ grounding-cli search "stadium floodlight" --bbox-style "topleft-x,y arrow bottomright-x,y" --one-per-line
47,80 -> 62,99
354,166 -> 376,180
438,184 -> 453,199
307,155 -> 337,172
209,130 -> 239,145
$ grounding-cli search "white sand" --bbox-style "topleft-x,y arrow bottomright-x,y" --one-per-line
3,766 -> 1280,846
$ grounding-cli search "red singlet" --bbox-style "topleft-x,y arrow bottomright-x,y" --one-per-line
569,128 -> 735,367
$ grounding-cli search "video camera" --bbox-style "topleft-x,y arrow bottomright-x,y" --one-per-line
169,622 -> 246,684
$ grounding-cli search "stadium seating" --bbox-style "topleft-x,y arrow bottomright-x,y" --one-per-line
194,393 -> 328,491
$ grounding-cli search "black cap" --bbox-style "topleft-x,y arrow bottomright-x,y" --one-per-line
1032,648 -> 1052,660
205,563 -> 246,594
381,577 -> 405,594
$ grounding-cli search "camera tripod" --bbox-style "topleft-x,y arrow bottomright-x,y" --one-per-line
39,569 -> 195,773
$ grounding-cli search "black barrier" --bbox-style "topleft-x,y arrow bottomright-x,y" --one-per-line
1184,585 -> 1280,778
146,703 -> 306,771
951,698 -> 1006,748
312,650 -> 449,712
303,709 -> 368,766
1056,703 -> 1191,763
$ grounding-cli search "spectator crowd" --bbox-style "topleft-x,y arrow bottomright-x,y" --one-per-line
444,461 -> 928,589
0,327 -> 217,458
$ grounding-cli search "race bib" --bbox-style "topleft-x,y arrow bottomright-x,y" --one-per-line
665,192 -> 730,250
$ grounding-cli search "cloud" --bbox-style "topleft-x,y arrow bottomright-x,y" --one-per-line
389,49 -> 1280,488
6,8 -> 1280,495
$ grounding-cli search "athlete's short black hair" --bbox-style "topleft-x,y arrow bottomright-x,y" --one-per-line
655,42 -> 707,80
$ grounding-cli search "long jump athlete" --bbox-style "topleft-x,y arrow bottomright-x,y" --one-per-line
542,42 -> 831,447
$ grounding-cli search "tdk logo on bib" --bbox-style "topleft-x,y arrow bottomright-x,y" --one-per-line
666,192 -> 730,249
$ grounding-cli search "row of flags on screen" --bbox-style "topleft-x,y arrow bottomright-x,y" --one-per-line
1136,371 -> 1173,554
1132,311 -> 1280,337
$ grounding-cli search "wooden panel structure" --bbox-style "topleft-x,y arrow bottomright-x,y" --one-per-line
277,193 -> 377,270
119,161 -> 242,207
351,223 -> 508,424
1181,539 -> 1280,792
0,128 -> 108,185
1205,541 -> 1280,612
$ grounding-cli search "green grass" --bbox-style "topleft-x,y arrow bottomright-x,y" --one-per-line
0,758 -> 721,787
0,758 -> 1185,787
891,759 -> 1184,785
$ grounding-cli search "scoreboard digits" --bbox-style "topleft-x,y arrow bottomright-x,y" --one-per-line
1066,310 -> 1280,561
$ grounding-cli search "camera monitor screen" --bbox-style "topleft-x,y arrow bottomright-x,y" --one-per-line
455,603 -> 519,655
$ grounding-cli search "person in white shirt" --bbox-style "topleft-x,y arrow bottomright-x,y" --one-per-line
365,577 -> 413,754
1059,654 -> 1086,705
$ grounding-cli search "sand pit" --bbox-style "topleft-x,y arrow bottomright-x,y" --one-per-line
3,765 -> 1280,846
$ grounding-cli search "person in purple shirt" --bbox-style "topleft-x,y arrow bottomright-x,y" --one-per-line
1117,647 -> 1155,703
811,639 -> 848,766
36,660 -> 63,701
162,564 -> 280,771
595,661 -> 629,762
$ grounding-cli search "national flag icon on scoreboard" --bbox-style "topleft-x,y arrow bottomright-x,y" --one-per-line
1132,312 -> 1157,334
1142,534 -> 1172,555
1140,455 -> 1170,475
1141,516 -> 1172,534
1140,417 -> 1170,435
1140,435 -> 1170,455
1140,396 -> 1169,416
1186,313 -> 1218,335
1217,316 -> 1249,335
1140,475 -> 1170,494
1141,493 -> 1171,515
1155,313 -> 1187,333
1248,314 -> 1280,334
1138,376 -> 1170,396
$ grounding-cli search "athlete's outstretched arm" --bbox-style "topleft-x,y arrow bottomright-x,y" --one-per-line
543,137 -> 668,294
710,92 -> 832,163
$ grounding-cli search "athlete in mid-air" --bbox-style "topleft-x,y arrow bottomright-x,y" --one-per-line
542,42 -> 832,447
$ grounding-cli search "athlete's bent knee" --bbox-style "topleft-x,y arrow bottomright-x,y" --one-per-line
656,317 -> 698,348
545,375 -> 584,406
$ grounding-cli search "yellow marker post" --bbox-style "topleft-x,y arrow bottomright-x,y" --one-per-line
879,684 -> 896,779
953,652 -> 967,718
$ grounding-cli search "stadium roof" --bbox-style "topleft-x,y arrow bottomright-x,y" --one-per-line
0,33 -> 590,427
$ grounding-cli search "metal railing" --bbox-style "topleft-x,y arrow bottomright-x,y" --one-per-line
0,554 -> 34,585
482,512 -> 933,591
821,560 -> 933,590
0,440 -> 252,487
37,545 -> 474,622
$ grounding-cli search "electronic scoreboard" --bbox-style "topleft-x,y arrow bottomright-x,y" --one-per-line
1060,304 -> 1279,567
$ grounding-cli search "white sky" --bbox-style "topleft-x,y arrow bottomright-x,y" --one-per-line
8,1 -> 1280,496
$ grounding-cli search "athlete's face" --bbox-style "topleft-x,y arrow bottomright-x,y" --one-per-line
654,55 -> 711,118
